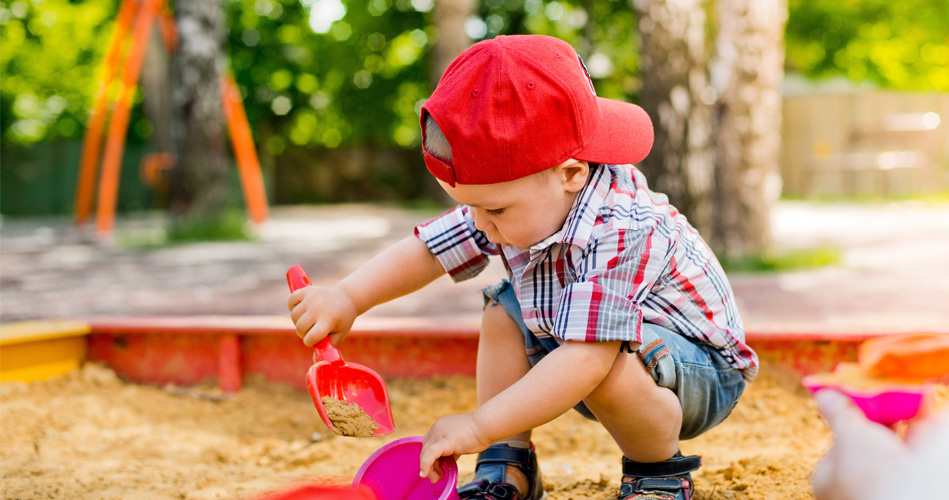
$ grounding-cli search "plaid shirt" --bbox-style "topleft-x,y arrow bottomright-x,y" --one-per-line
415,164 -> 758,381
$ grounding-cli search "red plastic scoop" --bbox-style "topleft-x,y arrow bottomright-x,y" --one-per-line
287,265 -> 394,437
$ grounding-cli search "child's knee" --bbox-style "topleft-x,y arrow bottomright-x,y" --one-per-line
586,351 -> 681,414
480,302 -> 521,340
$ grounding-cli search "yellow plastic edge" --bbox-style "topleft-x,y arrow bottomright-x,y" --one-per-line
0,320 -> 91,346
0,321 -> 90,383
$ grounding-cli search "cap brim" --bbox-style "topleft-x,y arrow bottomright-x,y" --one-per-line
574,98 -> 654,166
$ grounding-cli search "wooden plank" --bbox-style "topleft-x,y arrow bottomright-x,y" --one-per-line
5,315 -> 943,389
219,334 -> 242,393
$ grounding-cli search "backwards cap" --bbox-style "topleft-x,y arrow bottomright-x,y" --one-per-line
421,35 -> 654,186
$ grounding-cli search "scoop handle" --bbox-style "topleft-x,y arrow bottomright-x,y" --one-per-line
287,264 -> 311,291
286,265 -> 342,364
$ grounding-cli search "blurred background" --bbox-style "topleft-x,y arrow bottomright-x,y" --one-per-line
1,0 -> 948,323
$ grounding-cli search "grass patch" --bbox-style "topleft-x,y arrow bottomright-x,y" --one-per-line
719,245 -> 842,273
117,226 -> 168,249
118,210 -> 254,249
781,190 -> 949,206
167,210 -> 253,243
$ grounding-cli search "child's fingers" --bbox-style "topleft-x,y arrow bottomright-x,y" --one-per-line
905,408 -> 949,458
303,318 -> 333,347
814,390 -> 864,431
419,441 -> 450,482
812,392 -> 871,500
810,452 -> 837,500
426,459 -> 445,484
287,289 -> 305,310
905,388 -> 937,428
289,307 -> 313,339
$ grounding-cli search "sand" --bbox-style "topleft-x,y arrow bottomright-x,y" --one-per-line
320,396 -> 379,438
2,363 -> 945,500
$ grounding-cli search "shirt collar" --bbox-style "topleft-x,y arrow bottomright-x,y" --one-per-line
528,163 -> 611,252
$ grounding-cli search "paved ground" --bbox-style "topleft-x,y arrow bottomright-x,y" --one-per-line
2,201 -> 947,333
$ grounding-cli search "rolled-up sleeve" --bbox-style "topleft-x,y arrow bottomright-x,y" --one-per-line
414,205 -> 499,282
552,227 -> 669,347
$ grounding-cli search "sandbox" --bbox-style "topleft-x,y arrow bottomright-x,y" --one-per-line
1,317 -> 946,499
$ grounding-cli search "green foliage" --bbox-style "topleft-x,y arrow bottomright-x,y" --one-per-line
223,0 -> 638,153
223,0 -> 432,152
3,0 -> 946,152
0,0 -> 121,144
786,0 -> 949,91
0,0 -> 637,151
474,0 -> 640,101
718,245 -> 842,274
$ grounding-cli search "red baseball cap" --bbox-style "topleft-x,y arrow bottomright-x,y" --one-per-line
421,35 -> 654,186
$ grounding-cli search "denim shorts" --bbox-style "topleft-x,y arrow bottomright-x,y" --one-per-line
483,280 -> 746,440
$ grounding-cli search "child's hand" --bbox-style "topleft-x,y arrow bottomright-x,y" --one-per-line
811,389 -> 949,500
288,285 -> 359,347
811,390 -> 910,500
419,413 -> 491,483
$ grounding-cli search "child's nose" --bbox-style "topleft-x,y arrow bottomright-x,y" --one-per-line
471,208 -> 493,233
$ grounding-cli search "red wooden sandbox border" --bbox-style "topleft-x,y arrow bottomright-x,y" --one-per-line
81,315 -> 949,393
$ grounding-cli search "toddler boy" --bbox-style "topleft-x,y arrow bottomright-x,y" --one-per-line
289,35 -> 757,500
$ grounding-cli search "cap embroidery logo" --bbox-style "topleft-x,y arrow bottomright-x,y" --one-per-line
576,54 -> 597,96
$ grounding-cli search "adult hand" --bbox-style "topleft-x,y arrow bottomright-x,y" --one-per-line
419,413 -> 491,483
812,389 -> 949,500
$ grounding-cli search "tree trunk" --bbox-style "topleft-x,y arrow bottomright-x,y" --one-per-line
169,1 -> 229,228
577,0 -> 596,58
430,0 -> 473,89
428,0 -> 474,203
710,0 -> 787,259
631,0 -> 714,236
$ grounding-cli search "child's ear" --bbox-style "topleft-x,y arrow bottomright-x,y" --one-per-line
558,160 -> 589,192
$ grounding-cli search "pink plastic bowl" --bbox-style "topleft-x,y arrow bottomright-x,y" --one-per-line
353,436 -> 460,500
802,377 -> 931,426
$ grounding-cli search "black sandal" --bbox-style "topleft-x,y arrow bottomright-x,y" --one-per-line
617,451 -> 701,500
457,443 -> 546,500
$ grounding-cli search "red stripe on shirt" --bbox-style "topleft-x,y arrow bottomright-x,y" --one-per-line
585,286 -> 602,342
630,229 -> 651,297
446,254 -> 488,277
669,258 -> 714,321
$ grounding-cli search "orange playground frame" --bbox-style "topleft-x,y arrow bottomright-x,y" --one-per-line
74,0 -> 268,234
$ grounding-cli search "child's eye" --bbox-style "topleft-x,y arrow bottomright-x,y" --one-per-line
486,208 -> 505,216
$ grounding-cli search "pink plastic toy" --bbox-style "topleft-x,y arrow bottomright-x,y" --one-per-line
802,376 -> 931,427
353,436 -> 460,500
248,483 -> 378,500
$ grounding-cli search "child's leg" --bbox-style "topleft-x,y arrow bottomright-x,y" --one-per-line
459,281 -> 546,499
477,300 -> 533,443
583,348 -> 683,462
587,324 -> 746,500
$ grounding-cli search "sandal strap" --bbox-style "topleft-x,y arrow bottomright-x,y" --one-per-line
458,479 -> 520,500
619,477 -> 694,500
475,444 -> 538,473
622,452 -> 701,478
457,444 -> 541,500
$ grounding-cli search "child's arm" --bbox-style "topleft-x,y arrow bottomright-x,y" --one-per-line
288,235 -> 446,346
419,339 -> 621,481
